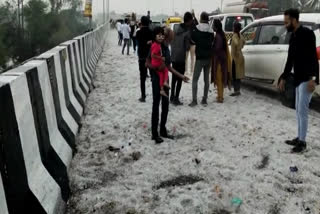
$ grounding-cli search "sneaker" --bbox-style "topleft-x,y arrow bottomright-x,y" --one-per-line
201,98 -> 208,106
160,132 -> 174,140
291,141 -> 307,153
152,136 -> 164,144
285,137 -> 299,146
189,101 -> 198,107
170,96 -> 175,103
173,98 -> 183,106
139,97 -> 146,103
230,92 -> 241,97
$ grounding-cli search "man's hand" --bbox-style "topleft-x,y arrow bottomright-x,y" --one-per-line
162,57 -> 166,62
182,75 -> 189,83
307,80 -> 316,93
147,40 -> 152,45
278,79 -> 286,92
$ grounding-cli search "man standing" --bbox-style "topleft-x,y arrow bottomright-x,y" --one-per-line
170,12 -> 194,105
146,28 -> 189,144
117,20 -> 123,46
279,9 -> 319,153
130,22 -> 137,53
121,19 -> 131,55
189,12 -> 214,107
136,16 -> 153,102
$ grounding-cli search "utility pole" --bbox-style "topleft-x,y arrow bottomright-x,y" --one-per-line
103,0 -> 106,24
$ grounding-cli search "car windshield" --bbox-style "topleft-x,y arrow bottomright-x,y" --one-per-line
225,16 -> 253,32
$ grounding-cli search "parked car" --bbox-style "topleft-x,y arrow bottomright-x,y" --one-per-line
210,13 -> 254,40
240,13 -> 320,95
149,21 -> 162,31
169,23 -> 179,32
165,17 -> 182,26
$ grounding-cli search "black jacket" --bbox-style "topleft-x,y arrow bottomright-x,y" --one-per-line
191,23 -> 214,60
171,23 -> 191,63
281,26 -> 319,87
136,26 -> 153,60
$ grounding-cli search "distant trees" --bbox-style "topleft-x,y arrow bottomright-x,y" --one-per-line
0,0 -> 89,71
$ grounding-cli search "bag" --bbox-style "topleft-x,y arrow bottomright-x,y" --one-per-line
279,73 -> 296,109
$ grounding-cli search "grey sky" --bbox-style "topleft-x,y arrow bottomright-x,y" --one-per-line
0,0 -> 221,17
93,0 -> 221,16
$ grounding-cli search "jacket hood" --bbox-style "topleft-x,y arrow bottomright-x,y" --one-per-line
196,23 -> 214,33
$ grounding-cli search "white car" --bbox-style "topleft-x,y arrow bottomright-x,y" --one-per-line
210,13 -> 254,40
241,13 -> 320,95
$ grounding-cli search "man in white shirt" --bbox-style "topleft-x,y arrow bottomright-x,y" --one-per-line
116,20 -> 123,46
121,19 -> 131,55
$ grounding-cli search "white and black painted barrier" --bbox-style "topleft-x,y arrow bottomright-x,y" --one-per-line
0,24 -> 107,213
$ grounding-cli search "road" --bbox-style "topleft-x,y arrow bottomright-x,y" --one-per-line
66,31 -> 320,214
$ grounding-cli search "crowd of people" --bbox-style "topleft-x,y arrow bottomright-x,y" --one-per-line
114,9 -> 319,153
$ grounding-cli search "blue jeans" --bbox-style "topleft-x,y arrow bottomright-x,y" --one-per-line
296,81 -> 313,142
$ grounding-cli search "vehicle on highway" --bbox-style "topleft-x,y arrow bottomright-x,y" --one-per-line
209,13 -> 254,41
169,23 -> 179,32
223,0 -> 269,19
149,21 -> 162,31
165,17 -> 182,26
240,13 -> 320,95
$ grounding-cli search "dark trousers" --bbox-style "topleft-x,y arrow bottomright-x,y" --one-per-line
118,32 -> 123,46
139,59 -> 148,99
122,38 -> 130,54
131,37 -> 137,52
232,60 -> 241,92
171,62 -> 185,100
151,69 -> 169,137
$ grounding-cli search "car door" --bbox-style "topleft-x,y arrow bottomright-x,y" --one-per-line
241,25 -> 261,78
249,24 -> 290,82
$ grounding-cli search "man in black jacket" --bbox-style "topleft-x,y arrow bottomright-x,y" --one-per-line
136,16 -> 153,102
170,12 -> 194,106
278,9 -> 319,153
189,12 -> 214,107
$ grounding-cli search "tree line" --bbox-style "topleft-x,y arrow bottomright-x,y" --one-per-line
0,0 -> 91,72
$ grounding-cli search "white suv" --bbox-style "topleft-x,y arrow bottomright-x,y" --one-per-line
241,13 -> 320,95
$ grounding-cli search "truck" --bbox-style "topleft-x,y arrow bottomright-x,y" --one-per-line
223,0 -> 269,19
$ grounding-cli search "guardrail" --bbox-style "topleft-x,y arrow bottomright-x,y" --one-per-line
0,24 -> 108,214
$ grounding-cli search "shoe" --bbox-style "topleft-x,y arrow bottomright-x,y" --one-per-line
139,97 -> 146,103
152,136 -> 164,144
291,141 -> 307,153
230,92 -> 241,97
216,97 -> 224,103
160,129 -> 174,140
173,98 -> 183,106
285,137 -> 299,146
170,96 -> 175,103
201,98 -> 208,106
160,133 -> 174,140
189,101 -> 198,107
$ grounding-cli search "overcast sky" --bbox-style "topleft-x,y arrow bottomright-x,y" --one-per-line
0,0 -> 222,16
93,0 -> 221,16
